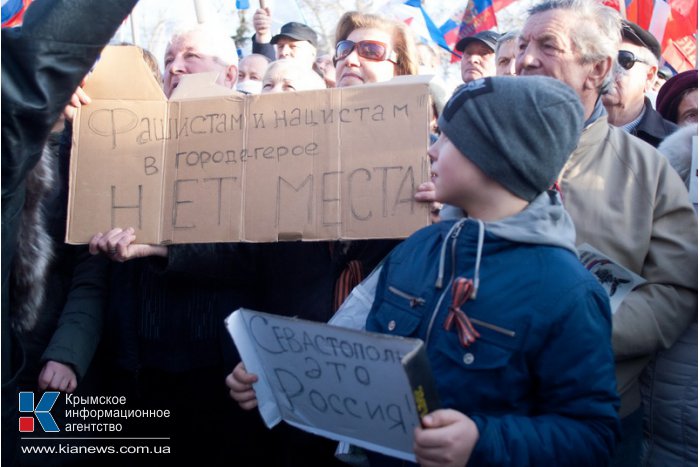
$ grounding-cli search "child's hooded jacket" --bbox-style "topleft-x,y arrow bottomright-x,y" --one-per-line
366,191 -> 621,466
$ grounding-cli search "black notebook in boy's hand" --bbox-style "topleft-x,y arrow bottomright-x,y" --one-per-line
401,341 -> 441,420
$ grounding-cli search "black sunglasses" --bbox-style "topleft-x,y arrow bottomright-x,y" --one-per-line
617,50 -> 650,70
334,40 -> 398,65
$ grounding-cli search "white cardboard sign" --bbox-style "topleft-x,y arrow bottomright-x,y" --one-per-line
226,308 -> 426,461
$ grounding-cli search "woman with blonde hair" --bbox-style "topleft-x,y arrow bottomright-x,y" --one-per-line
333,11 -> 418,87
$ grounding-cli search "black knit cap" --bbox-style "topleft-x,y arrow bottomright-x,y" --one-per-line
438,76 -> 584,201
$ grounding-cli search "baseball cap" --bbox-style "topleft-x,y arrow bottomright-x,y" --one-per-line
271,22 -> 318,48
455,30 -> 501,53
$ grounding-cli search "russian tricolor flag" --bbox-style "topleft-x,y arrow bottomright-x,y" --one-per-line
457,0 -> 498,39
439,6 -> 466,51
2,0 -> 30,27
613,0 -> 697,73
379,0 -> 453,53
449,0 -> 516,60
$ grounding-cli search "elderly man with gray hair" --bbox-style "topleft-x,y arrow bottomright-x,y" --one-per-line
495,30 -> 519,76
517,0 -> 697,466
602,20 -> 677,147
163,23 -> 239,98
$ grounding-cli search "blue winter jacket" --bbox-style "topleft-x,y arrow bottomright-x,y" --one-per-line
366,191 -> 620,466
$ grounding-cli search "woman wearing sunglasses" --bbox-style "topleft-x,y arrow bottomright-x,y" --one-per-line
227,11 -> 431,464
333,11 -> 441,218
333,11 -> 418,88
311,11 -> 422,308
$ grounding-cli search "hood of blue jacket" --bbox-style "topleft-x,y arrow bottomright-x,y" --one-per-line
441,190 -> 577,256
485,190 -> 578,256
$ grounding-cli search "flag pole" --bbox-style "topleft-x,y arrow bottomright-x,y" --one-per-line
194,0 -> 209,23
130,13 -> 138,45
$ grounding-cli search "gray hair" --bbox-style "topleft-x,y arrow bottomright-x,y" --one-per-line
263,58 -> 326,91
240,53 -> 272,66
529,0 -> 621,63
496,30 -> 519,57
528,0 -> 621,91
167,23 -> 239,66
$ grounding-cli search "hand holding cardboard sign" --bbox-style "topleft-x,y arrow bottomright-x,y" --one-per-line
226,362 -> 259,410
88,227 -> 167,262
414,409 -> 479,467
414,181 -> 441,223
67,46 -> 432,245
63,81 -> 91,123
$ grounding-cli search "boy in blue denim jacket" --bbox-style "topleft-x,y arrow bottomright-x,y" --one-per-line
366,76 -> 620,466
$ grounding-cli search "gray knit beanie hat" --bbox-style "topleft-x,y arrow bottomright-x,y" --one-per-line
438,76 -> 584,201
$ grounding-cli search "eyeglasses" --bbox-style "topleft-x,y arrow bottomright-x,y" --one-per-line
617,50 -> 650,70
334,40 -> 398,65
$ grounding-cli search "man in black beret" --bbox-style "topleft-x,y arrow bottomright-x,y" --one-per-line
602,19 -> 677,147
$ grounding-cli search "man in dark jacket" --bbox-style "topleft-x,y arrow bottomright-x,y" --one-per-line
1,0 -> 138,463
603,20 -> 677,147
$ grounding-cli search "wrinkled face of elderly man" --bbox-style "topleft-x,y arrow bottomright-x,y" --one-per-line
515,8 -> 611,117
461,41 -> 496,83
163,29 -> 237,98
496,39 -> 517,76
261,59 -> 325,93
236,54 -> 269,94
602,40 -> 657,126
275,37 -> 317,69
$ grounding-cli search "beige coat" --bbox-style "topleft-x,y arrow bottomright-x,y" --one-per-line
558,116 -> 698,417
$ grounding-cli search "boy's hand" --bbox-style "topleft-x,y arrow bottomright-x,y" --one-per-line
38,361 -> 78,393
88,228 -> 167,262
225,362 -> 259,410
414,409 -> 479,467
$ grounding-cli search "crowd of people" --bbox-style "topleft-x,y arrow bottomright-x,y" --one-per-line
2,0 -> 697,466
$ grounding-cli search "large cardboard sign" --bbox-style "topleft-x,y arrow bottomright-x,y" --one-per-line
226,309 -> 432,462
66,46 -> 431,244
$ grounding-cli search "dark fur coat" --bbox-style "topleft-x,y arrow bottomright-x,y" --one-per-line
10,134 -> 58,332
